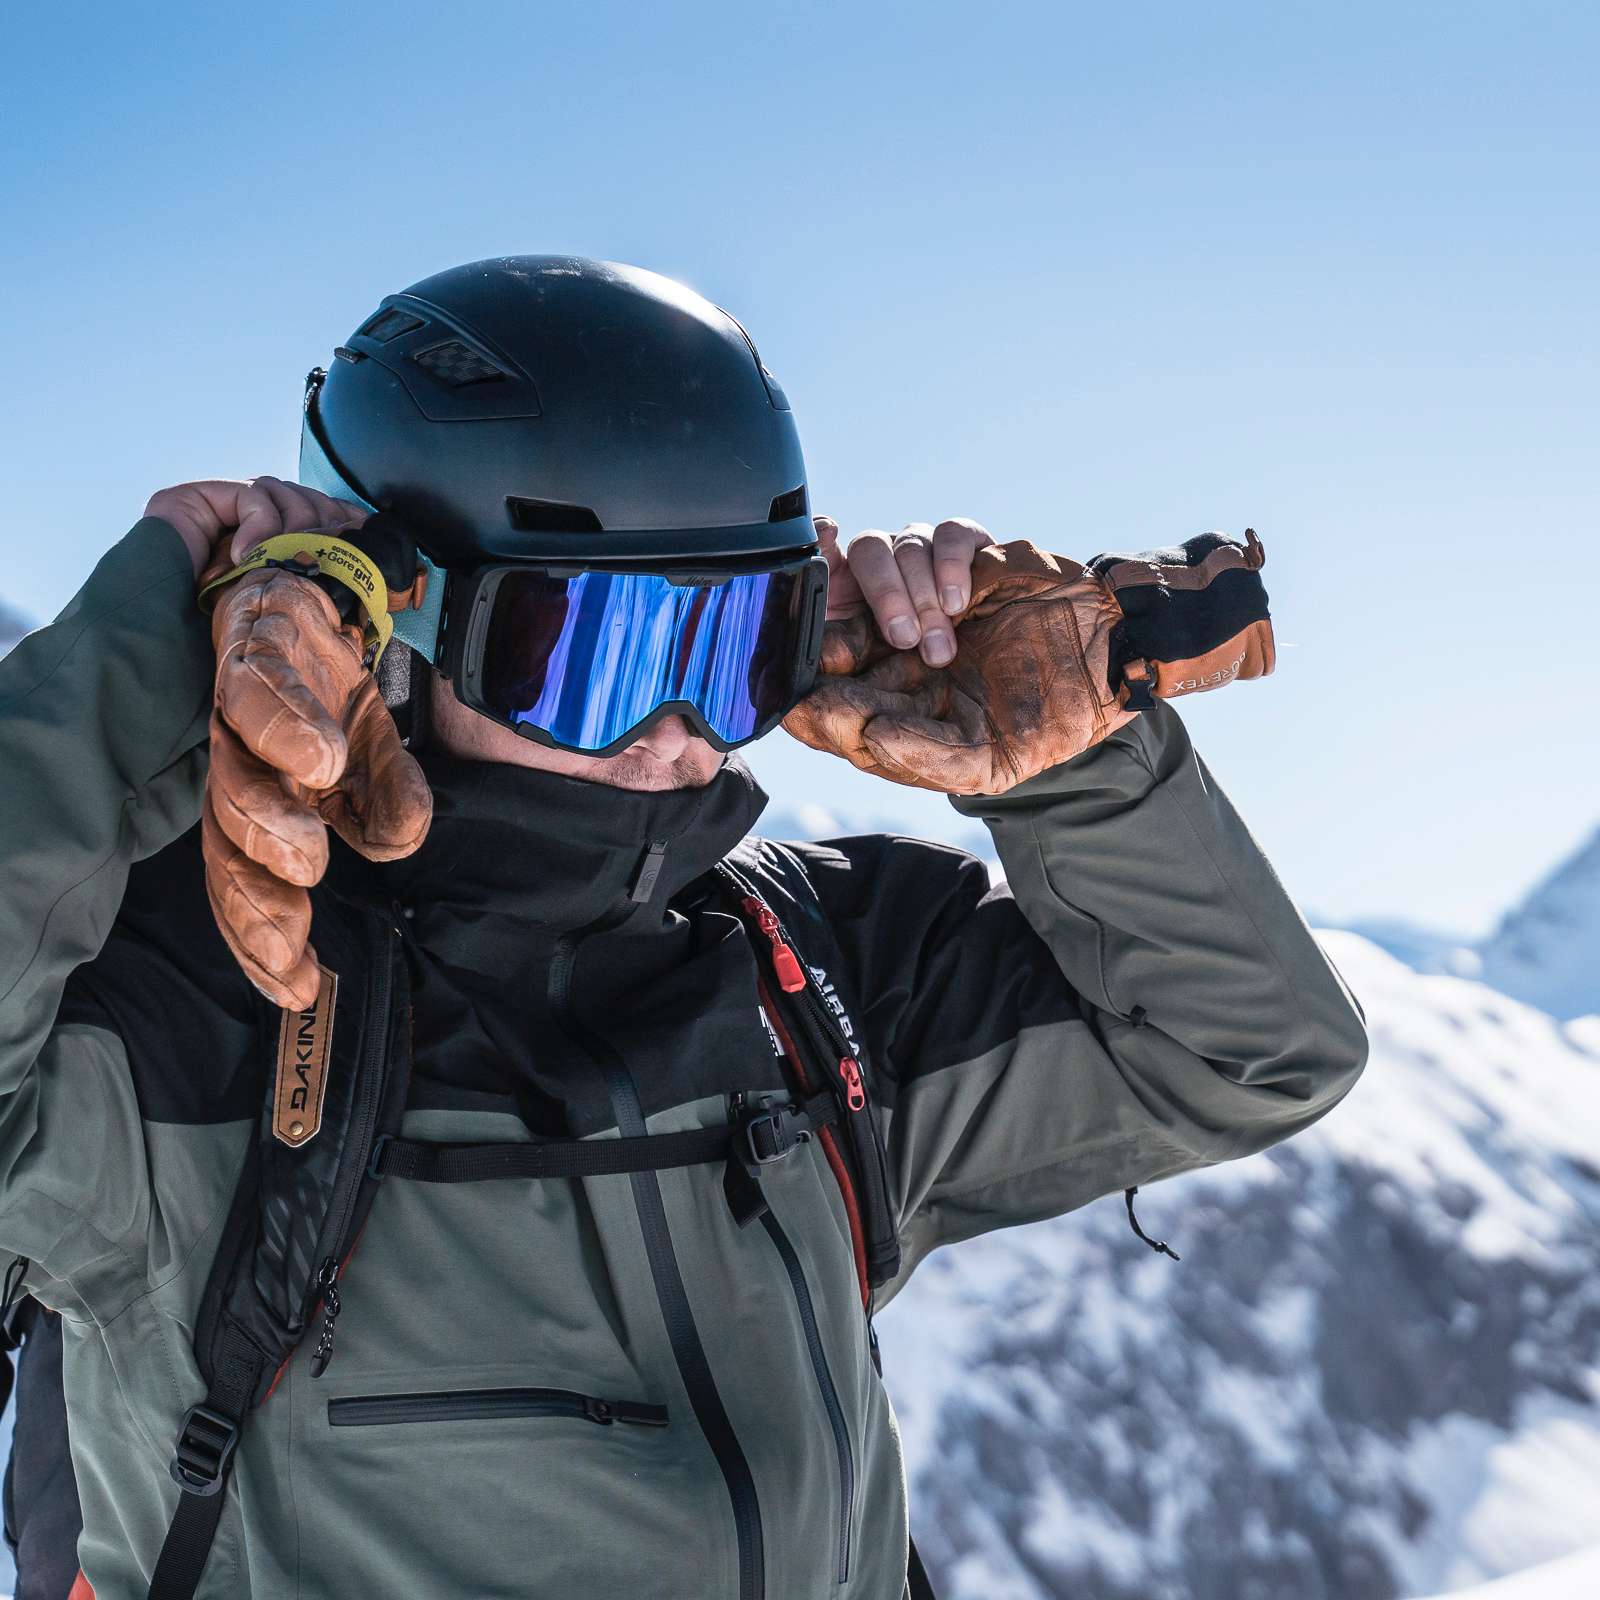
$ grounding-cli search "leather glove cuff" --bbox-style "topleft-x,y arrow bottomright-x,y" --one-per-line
1087,529 -> 1273,708
198,514 -> 423,669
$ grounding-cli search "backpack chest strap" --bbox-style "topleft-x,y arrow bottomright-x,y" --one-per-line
369,1091 -> 839,1185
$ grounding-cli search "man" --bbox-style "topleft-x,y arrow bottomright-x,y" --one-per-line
0,256 -> 1365,1599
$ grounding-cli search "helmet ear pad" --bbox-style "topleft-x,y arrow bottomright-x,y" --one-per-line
375,641 -> 437,754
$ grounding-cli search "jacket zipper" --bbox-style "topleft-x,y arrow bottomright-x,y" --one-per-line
759,1211 -> 854,1583
328,1386 -> 669,1428
308,915 -> 398,1378
732,881 -> 896,1274
742,896 -> 806,993
551,907 -> 765,1600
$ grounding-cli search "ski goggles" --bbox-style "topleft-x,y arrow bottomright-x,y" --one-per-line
444,553 -> 829,755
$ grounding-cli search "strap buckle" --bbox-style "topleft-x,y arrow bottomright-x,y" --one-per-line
169,1404 -> 240,1496
366,1132 -> 392,1181
741,1103 -> 814,1167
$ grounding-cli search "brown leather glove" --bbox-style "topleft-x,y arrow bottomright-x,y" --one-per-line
783,531 -> 1272,796
203,554 -> 432,1010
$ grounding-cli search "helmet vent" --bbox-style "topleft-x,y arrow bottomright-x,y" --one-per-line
413,339 -> 507,388
768,486 -> 809,524
360,308 -> 425,343
506,496 -> 604,534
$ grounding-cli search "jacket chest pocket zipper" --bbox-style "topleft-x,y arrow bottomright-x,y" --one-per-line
328,1387 -> 669,1428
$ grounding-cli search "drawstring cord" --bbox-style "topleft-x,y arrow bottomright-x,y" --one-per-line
1123,1188 -> 1180,1261
1,1256 -> 33,1347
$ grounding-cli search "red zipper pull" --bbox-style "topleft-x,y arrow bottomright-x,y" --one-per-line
742,896 -> 806,993
837,1056 -> 867,1112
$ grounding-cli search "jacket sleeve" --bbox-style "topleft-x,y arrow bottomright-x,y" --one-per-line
798,699 -> 1368,1290
0,519 -> 214,1289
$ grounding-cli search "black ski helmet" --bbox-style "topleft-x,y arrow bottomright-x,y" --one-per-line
301,255 -> 811,568
299,256 -> 825,751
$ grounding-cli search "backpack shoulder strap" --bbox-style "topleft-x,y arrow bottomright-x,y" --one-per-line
149,894 -> 412,1600
717,840 -> 902,1294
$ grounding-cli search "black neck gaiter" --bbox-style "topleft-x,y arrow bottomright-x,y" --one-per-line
373,750 -> 768,1128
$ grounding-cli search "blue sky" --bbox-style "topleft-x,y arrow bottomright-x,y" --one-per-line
2,0 -> 1596,934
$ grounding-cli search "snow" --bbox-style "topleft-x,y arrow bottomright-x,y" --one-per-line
1367,1389 -> 1600,1593
880,929 -> 1600,1600
1478,827 -> 1600,1021
1412,1544 -> 1600,1599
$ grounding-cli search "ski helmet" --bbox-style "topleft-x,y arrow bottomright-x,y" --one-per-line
299,256 -> 826,755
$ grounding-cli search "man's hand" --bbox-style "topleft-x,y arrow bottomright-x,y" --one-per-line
205,567 -> 432,1008
147,476 -> 431,1009
147,477 -> 366,576
815,516 -> 995,669
788,518 -> 1274,796
787,532 -> 1134,795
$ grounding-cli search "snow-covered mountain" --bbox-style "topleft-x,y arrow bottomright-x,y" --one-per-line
1417,1544 -> 1600,1600
0,601 -> 27,656
1477,828 -> 1600,1022
760,799 -> 995,860
1321,916 -> 1481,979
878,933 -> 1600,1600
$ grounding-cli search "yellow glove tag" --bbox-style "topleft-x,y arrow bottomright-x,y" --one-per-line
198,532 -> 396,665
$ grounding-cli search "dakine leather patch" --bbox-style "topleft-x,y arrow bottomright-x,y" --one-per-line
274,965 -> 339,1147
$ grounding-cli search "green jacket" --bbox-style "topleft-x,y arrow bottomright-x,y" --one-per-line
0,520 -> 1367,1598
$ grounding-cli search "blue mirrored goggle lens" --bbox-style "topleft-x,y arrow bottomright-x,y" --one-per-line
480,565 -> 806,750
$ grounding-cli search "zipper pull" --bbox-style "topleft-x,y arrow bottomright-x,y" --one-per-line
741,896 -> 805,993
310,1257 -> 343,1378
629,839 -> 669,904
837,1055 -> 867,1112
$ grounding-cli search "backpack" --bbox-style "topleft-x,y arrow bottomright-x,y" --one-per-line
147,840 -> 929,1600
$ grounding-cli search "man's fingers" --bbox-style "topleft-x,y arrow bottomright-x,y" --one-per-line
816,515 -> 843,572
227,484 -> 368,564
213,575 -> 355,790
815,515 -> 866,622
842,529 -> 925,651
201,794 -> 320,1009
229,477 -> 322,560
146,480 -> 249,575
207,714 -> 330,886
145,477 -> 369,574
845,525 -> 968,664
890,533 -> 956,668
931,518 -> 995,615
317,679 -> 433,862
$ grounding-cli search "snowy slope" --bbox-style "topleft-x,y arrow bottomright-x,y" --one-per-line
1478,828 -> 1600,1021
1323,916 -> 1481,978
1416,1544 -> 1600,1600
878,933 -> 1600,1600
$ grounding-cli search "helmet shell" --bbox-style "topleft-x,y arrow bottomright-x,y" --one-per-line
303,256 -> 811,565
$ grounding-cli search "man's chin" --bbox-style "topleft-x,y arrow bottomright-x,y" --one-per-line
585,747 -> 723,792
